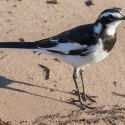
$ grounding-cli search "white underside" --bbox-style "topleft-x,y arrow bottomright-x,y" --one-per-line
36,38 -> 109,69
106,20 -> 122,35
93,20 -> 122,36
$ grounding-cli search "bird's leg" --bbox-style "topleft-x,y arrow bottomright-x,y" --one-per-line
79,71 -> 96,103
71,68 -> 94,109
71,69 -> 97,103
79,71 -> 86,102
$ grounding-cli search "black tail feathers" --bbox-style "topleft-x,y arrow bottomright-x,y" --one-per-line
0,42 -> 38,49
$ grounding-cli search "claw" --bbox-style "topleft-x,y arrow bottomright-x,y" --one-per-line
86,95 -> 98,98
70,98 -> 79,102
86,95 -> 96,103
69,98 -> 96,109
79,98 -> 96,109
70,90 -> 78,95
71,90 -> 97,103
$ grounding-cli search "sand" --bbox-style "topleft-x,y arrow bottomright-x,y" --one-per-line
0,0 -> 125,125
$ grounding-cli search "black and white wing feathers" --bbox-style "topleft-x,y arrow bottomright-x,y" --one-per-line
35,24 -> 98,56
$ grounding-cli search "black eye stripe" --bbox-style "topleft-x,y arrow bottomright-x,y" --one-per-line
107,15 -> 117,20
108,15 -> 114,18
108,15 -> 112,17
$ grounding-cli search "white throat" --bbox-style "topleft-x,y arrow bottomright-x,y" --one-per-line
106,20 -> 122,35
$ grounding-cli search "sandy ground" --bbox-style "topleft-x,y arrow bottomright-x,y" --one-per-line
0,0 -> 125,125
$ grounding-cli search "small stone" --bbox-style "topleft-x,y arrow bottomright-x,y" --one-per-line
50,89 -> 55,92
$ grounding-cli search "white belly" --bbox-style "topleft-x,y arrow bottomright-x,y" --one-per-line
37,39 -> 109,69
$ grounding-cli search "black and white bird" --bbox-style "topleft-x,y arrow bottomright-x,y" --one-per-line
0,8 -> 125,109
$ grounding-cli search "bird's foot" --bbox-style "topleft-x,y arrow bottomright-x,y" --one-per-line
70,90 -> 97,103
70,97 -> 96,109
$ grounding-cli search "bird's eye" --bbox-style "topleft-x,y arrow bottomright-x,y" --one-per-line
107,15 -> 115,21
107,15 -> 112,19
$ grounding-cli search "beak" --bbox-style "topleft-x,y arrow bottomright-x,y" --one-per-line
121,16 -> 125,20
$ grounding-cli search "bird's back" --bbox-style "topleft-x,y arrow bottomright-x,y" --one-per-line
35,23 -> 97,48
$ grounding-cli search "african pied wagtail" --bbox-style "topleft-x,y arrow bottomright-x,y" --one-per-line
0,8 -> 125,109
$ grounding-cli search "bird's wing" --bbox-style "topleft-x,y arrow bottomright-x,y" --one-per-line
35,24 -> 98,55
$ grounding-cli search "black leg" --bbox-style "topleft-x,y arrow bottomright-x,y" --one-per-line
80,71 -> 96,103
80,71 -> 86,101
72,68 -> 95,109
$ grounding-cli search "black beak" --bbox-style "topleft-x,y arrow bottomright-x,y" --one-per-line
121,16 -> 125,20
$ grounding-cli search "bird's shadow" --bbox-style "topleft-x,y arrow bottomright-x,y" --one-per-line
0,76 -> 81,108
112,92 -> 125,98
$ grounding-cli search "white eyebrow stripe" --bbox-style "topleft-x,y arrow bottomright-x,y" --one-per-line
99,12 -> 123,19
119,11 -> 124,16
99,12 -> 111,18
112,13 -> 123,18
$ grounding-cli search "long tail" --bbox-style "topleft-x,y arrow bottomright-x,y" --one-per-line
0,42 -> 38,49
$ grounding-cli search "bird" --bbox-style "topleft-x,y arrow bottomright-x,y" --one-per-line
0,8 -> 125,109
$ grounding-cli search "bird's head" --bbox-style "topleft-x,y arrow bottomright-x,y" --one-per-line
94,8 -> 125,35
99,9 -> 125,26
